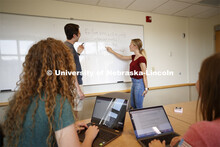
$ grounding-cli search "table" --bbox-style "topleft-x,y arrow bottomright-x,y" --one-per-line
164,101 -> 201,125
82,100 -> 199,147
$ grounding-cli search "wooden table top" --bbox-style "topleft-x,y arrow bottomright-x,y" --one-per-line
81,107 -> 193,147
164,100 -> 201,125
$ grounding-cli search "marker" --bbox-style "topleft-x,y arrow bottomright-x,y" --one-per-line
0,89 -> 12,92
117,81 -> 124,83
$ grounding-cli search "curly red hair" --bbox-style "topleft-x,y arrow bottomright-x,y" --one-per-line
4,38 -> 77,147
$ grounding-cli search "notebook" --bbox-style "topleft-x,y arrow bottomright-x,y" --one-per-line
78,96 -> 128,147
129,106 -> 179,147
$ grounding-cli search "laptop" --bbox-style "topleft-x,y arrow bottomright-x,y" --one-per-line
129,106 -> 179,147
78,96 -> 128,147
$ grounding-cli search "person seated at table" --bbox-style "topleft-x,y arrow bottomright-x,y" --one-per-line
149,53 -> 220,147
3,38 -> 99,147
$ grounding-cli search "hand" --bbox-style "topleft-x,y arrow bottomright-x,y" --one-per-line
85,126 -> 99,141
142,89 -> 148,96
78,90 -> 85,100
149,139 -> 165,147
77,86 -> 85,100
74,121 -> 88,132
106,47 -> 113,53
77,44 -> 84,54
170,136 -> 182,147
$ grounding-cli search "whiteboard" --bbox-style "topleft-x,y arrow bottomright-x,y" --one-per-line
0,13 -> 144,90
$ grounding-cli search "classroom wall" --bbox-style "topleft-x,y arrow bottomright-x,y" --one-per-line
190,86 -> 199,101
144,86 -> 198,107
188,15 -> 220,83
1,0 -> 220,95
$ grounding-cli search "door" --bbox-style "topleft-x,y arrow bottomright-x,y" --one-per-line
216,30 -> 220,53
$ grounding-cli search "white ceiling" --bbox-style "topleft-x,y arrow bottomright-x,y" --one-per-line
57,0 -> 220,18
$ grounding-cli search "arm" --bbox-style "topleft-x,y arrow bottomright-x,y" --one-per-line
77,44 -> 84,55
75,77 -> 85,100
140,63 -> 148,96
55,123 -> 99,147
148,136 -> 183,147
106,47 -> 131,60
170,136 -> 182,147
75,44 -> 85,99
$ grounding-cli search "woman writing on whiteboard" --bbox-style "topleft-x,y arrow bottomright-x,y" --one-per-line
106,38 -> 148,109
4,38 -> 99,147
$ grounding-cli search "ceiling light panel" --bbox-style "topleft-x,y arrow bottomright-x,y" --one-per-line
195,7 -> 220,18
153,1 -> 191,14
59,0 -> 99,5
175,0 -> 202,3
175,4 -> 211,16
127,0 -> 168,12
98,0 -> 135,9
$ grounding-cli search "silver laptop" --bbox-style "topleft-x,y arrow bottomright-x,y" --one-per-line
78,96 -> 128,147
129,106 -> 179,147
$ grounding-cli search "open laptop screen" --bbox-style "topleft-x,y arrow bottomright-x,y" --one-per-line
130,106 -> 174,139
91,96 -> 127,131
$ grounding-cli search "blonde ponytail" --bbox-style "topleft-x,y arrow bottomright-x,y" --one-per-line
140,49 -> 147,59
131,38 -> 147,60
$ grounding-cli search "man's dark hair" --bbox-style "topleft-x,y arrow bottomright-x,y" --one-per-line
64,23 -> 79,40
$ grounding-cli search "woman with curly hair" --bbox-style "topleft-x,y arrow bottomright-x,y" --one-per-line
3,38 -> 99,147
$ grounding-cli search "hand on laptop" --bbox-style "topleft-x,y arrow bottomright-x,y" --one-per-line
85,126 -> 99,141
170,136 -> 182,147
148,139 -> 165,147
75,121 -> 88,133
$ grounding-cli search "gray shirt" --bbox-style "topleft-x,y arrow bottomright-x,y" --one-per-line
64,41 -> 83,85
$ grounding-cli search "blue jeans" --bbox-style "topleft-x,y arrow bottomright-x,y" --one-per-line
130,78 -> 145,109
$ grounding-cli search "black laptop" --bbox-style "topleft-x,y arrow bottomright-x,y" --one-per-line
129,106 -> 179,147
78,96 -> 128,147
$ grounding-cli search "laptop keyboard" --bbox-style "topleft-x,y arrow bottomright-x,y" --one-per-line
97,129 -> 117,141
78,125 -> 118,142
141,133 -> 179,146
